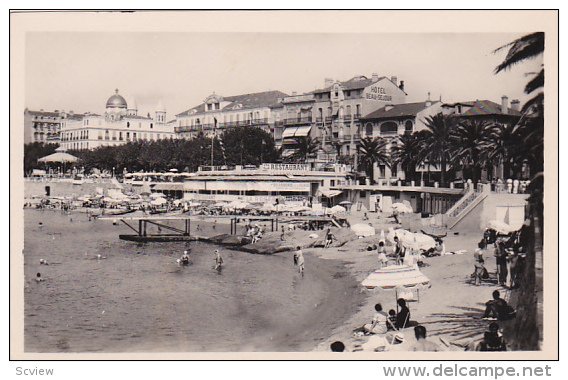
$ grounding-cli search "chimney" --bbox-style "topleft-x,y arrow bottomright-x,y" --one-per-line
69,110 -> 74,115
510,99 -> 520,112
501,95 -> 509,114
390,76 -> 398,86
399,80 -> 405,91
292,91 -> 297,96
372,73 -> 379,82
324,78 -> 334,88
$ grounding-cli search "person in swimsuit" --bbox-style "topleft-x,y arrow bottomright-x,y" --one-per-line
214,249 -> 223,270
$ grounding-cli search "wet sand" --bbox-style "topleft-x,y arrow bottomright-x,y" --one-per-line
23,209 -> 364,352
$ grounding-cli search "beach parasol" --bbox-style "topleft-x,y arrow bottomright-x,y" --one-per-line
149,192 -> 166,199
328,205 -> 346,214
402,233 -> 436,251
38,151 -> 78,164
391,202 -> 413,213
486,220 -> 515,235
150,197 -> 167,206
361,265 -> 431,290
339,201 -> 352,206
260,203 -> 276,212
351,223 -> 376,237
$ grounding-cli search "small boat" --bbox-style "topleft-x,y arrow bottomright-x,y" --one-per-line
119,234 -> 196,243
104,208 -> 136,216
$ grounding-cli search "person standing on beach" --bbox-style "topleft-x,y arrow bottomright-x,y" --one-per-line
280,226 -> 286,241
295,246 -> 304,276
213,249 -> 223,271
495,241 -> 508,286
394,236 -> 405,265
377,241 -> 388,268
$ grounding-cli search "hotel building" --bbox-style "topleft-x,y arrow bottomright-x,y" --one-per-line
280,74 -> 408,158
59,89 -> 176,151
174,90 -> 288,140
24,108 -> 85,144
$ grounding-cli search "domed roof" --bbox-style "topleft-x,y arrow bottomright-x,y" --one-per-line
106,89 -> 128,109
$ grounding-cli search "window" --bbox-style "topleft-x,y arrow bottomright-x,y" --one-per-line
379,165 -> 386,178
105,130 -> 109,140
126,132 -> 130,140
119,132 -> 123,141
365,122 -> 374,136
157,134 -> 160,139
346,90 -> 351,97
355,104 -> 361,116
404,120 -> 413,134
196,118 -> 201,125
127,122 -> 130,128
215,103 -> 220,110
133,132 -> 137,140
330,180 -> 335,187
380,121 -> 398,135
150,123 -> 153,129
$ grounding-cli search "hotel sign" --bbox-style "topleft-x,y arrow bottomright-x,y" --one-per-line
364,85 -> 393,102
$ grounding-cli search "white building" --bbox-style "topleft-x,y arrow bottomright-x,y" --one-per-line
60,89 -> 176,150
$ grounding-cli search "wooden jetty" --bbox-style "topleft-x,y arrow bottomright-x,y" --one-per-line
99,214 -> 342,243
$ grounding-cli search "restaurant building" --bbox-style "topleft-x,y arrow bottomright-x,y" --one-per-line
59,89 -> 176,151
124,163 -> 350,205
174,90 -> 288,140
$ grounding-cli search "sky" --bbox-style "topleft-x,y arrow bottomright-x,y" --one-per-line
25,32 -> 543,119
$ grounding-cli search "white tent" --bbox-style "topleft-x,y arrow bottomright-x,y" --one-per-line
391,202 -> 413,213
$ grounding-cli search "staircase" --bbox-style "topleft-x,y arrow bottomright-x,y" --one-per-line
445,184 -> 490,229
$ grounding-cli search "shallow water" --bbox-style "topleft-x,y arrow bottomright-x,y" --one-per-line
23,210 -> 363,352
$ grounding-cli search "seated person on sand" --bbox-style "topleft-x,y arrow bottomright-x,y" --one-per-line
387,309 -> 397,330
324,229 -> 335,248
364,303 -> 395,334
409,325 -> 441,352
425,238 -> 445,257
483,290 -> 515,321
476,322 -> 507,351
377,242 -> 388,268
396,298 -> 411,329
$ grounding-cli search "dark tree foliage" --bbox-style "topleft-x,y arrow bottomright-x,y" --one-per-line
23,142 -> 59,176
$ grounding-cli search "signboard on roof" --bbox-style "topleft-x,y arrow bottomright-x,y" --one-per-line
363,85 -> 393,102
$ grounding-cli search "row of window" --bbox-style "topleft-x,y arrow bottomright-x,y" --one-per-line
364,120 -> 414,136
180,110 -> 269,128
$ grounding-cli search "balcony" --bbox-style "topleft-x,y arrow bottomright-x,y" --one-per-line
284,117 -> 313,125
219,118 -> 269,128
343,115 -> 352,122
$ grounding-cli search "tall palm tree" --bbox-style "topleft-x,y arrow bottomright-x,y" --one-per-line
391,132 -> 424,183
485,123 -> 523,180
450,119 -> 496,183
418,113 -> 457,187
357,137 -> 390,183
289,136 -> 319,163
494,32 -> 544,174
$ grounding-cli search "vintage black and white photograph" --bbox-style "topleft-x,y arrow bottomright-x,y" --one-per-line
10,10 -> 558,358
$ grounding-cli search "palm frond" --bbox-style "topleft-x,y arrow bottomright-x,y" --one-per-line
494,32 -> 545,74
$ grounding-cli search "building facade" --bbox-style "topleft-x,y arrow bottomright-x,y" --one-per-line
174,90 -> 288,140
279,74 -> 408,158
24,109 -> 84,144
59,89 -> 176,151
360,98 -> 444,182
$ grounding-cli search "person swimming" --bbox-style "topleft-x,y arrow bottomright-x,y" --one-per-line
35,272 -> 44,283
39,259 -> 49,265
180,250 -> 190,266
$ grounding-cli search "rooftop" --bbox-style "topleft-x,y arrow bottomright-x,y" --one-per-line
177,90 -> 289,117
443,100 -> 522,117
362,101 -> 440,120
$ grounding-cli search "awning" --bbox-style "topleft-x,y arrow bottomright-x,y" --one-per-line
282,126 -> 299,138
319,190 -> 343,198
282,125 -> 312,139
294,125 -> 312,137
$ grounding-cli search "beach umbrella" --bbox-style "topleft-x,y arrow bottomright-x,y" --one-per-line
38,151 -> 79,164
402,233 -> 436,251
379,229 -> 386,243
361,265 -> 431,290
339,201 -> 352,206
486,220 -> 515,235
150,197 -> 167,206
351,223 -> 376,237
260,203 -> 276,212
392,202 -> 413,213
188,201 -> 202,207
328,205 -> 346,214
149,192 -> 166,199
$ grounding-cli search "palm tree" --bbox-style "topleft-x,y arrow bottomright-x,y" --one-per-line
357,137 -> 390,183
485,123 -> 523,180
391,132 -> 424,183
418,113 -> 457,187
289,136 -> 319,163
450,119 -> 496,183
494,32 -> 544,174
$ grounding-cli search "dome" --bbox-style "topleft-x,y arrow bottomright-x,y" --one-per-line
106,89 -> 128,109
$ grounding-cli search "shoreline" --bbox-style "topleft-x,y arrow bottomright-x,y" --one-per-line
23,209 -> 365,353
